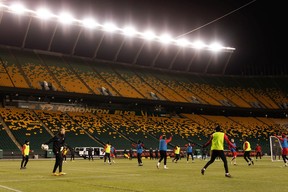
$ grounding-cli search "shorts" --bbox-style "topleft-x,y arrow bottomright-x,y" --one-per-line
282,148 -> 288,155
232,152 -> 237,157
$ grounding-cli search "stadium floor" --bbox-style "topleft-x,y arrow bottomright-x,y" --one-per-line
0,156 -> 286,192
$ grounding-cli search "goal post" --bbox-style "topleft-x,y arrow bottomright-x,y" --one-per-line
269,136 -> 282,162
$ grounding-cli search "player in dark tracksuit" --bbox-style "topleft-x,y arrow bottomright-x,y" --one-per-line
44,128 -> 66,176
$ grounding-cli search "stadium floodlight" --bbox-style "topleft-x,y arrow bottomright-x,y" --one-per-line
192,40 -> 205,49
159,34 -> 172,44
142,30 -> 156,40
82,18 -> 98,29
58,12 -> 74,24
0,2 -> 236,52
9,3 -> 26,14
103,22 -> 117,32
209,42 -> 222,52
123,26 -> 136,36
176,38 -> 189,47
36,8 -> 52,20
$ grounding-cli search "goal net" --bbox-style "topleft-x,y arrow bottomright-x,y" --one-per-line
269,136 -> 282,162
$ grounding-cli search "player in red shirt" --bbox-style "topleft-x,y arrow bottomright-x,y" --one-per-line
255,143 -> 262,160
229,138 -> 237,165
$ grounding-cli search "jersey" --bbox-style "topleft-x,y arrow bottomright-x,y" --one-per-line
159,136 -> 172,151
186,145 -> 193,153
105,144 -> 111,153
174,146 -> 180,155
211,132 -> 225,150
243,141 -> 251,151
136,144 -> 143,154
22,144 -> 30,156
229,142 -> 237,152
281,138 -> 288,148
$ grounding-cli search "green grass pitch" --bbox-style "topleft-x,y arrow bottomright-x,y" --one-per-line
0,156 -> 286,192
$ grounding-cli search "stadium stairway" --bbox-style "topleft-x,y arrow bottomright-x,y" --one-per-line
63,57 -> 96,94
35,52 -> 66,92
65,112 -> 105,146
112,67 -> 146,99
8,49 -> 33,89
0,58 -> 14,87
30,110 -> 54,137
0,116 -> 21,151
89,63 -> 121,96
120,115 -> 159,148
130,68 -> 167,100
94,113 -> 136,145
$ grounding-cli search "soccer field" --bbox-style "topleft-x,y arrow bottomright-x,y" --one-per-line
0,156 -> 286,192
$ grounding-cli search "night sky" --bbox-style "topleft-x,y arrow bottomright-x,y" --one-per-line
0,0 -> 286,75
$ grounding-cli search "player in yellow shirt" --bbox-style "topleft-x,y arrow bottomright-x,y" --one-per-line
20,140 -> 30,169
201,126 -> 235,177
172,145 -> 181,163
243,137 -> 254,166
103,141 -> 111,165
62,146 -> 68,163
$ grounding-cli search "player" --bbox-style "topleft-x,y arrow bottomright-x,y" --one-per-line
243,137 -> 254,166
154,148 -> 159,159
103,141 -> 111,165
229,138 -> 237,165
275,133 -> 288,166
201,125 -> 234,177
172,145 -> 180,163
88,147 -> 94,161
132,140 -> 144,166
110,145 -> 116,163
129,148 -> 133,160
149,148 -> 154,160
255,143 -> 262,160
156,134 -> 172,169
70,147 -> 75,161
185,142 -> 195,163
62,146 -> 68,163
43,127 -> 67,176
20,140 -> 30,169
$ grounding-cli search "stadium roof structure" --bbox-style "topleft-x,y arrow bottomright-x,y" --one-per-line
0,0 -> 285,75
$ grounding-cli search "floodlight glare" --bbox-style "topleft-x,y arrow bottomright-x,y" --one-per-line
58,12 -> 74,24
103,23 -> 117,32
159,34 -> 172,44
36,8 -> 52,20
142,30 -> 155,40
192,40 -> 205,49
82,18 -> 98,29
209,42 -> 222,52
9,3 -> 26,14
176,38 -> 189,47
0,3 -> 7,8
123,26 -> 136,36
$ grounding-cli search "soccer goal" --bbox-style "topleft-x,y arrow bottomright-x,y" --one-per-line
269,136 -> 282,162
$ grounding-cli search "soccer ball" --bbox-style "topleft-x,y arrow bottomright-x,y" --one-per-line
41,144 -> 49,151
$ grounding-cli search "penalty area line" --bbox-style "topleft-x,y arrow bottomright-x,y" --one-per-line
0,184 -> 23,192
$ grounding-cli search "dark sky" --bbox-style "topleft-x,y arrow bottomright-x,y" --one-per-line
0,0 -> 286,75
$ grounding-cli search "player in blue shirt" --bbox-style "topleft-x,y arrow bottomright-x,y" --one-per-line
275,133 -> 288,166
185,143 -> 195,163
132,140 -> 144,166
157,134 -> 172,169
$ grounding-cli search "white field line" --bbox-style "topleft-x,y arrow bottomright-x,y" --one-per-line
0,184 -> 23,192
